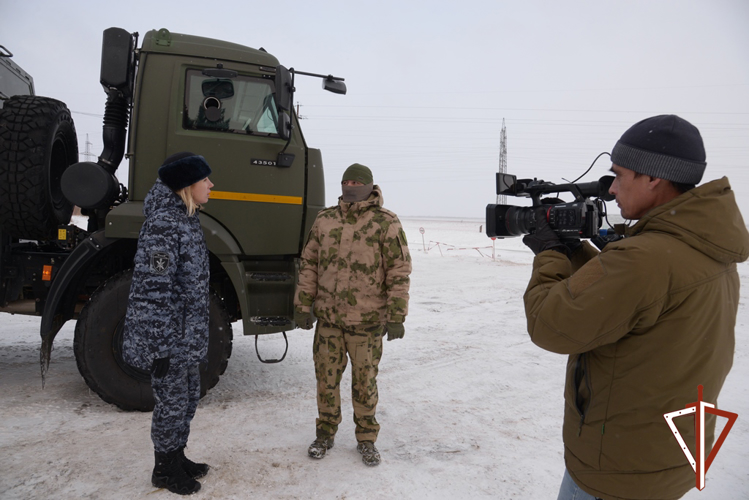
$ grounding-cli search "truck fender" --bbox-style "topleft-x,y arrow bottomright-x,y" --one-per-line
40,229 -> 120,383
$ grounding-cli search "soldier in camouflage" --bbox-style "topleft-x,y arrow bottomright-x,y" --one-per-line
294,163 -> 412,467
123,152 -> 214,495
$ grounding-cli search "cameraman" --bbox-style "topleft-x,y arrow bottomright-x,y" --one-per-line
522,115 -> 749,500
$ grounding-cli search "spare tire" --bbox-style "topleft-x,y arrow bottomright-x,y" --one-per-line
0,95 -> 78,240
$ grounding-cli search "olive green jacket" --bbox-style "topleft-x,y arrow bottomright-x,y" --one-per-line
524,177 -> 749,500
295,185 -> 411,329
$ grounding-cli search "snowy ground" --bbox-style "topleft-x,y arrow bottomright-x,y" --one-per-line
1,217 -> 747,499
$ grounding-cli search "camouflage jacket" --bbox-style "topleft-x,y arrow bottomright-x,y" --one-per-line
122,179 -> 210,370
295,185 -> 411,329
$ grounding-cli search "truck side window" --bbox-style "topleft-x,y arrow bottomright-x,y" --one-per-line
0,57 -> 35,100
183,69 -> 279,136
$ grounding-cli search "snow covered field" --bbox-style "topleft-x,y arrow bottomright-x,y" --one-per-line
1,217 -> 747,499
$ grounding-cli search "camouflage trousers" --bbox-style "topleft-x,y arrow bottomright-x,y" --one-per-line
151,362 -> 201,453
313,322 -> 384,443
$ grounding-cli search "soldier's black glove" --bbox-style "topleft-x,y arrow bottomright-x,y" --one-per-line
561,237 -> 582,255
152,357 -> 170,379
294,310 -> 314,330
591,232 -> 625,250
540,198 -> 581,255
385,322 -> 405,341
522,208 -> 569,256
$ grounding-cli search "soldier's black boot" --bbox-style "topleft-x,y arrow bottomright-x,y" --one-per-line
177,446 -> 209,479
152,450 -> 201,495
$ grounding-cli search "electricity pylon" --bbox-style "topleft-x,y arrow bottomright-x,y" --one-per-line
497,118 -> 507,204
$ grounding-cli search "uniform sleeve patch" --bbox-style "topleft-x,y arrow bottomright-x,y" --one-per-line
567,256 -> 605,299
150,251 -> 170,275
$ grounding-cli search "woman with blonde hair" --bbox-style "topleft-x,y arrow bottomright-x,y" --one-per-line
123,151 -> 214,495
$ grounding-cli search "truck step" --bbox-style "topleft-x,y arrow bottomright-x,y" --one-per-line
248,272 -> 293,282
250,316 -> 291,326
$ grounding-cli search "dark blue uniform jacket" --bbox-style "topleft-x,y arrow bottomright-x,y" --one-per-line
123,179 -> 210,370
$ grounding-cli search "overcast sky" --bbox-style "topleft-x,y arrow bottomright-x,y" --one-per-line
3,0 -> 748,220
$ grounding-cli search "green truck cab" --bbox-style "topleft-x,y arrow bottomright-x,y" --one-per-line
0,28 -> 345,410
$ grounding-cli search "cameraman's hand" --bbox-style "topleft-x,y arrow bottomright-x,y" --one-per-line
151,357 -> 170,379
540,199 -> 581,255
294,310 -> 314,330
385,322 -> 405,341
522,208 -> 569,256
561,237 -> 582,255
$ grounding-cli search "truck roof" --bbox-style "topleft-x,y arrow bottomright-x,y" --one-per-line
139,29 -> 280,68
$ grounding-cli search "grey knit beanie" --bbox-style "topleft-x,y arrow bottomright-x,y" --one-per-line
610,115 -> 706,184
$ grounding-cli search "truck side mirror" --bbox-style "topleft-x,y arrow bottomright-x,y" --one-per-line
275,65 -> 293,112
323,76 -> 346,95
277,112 -> 291,141
274,65 -> 294,140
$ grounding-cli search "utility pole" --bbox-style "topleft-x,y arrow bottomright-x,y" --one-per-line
82,134 -> 97,161
497,118 -> 507,204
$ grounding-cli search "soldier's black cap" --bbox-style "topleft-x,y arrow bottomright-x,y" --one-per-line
158,152 -> 212,191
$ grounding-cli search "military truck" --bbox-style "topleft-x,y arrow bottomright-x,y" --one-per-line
0,45 -> 35,104
0,28 -> 345,410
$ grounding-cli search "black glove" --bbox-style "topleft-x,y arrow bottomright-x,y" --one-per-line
294,310 -> 314,330
591,232 -> 625,250
541,198 -> 581,254
522,208 -> 569,256
539,198 -> 583,257
561,237 -> 582,255
385,322 -> 405,341
151,357 -> 170,379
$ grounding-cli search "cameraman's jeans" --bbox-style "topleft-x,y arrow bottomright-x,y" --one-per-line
557,469 -> 601,500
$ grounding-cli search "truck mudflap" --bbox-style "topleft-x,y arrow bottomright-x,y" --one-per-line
40,229 -> 118,385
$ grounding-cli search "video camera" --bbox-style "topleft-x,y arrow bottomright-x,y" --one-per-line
486,173 -> 615,239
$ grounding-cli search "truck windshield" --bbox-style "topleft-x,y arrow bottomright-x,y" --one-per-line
183,69 -> 279,135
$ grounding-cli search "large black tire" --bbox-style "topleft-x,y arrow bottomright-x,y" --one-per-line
0,95 -> 78,240
73,270 -> 233,411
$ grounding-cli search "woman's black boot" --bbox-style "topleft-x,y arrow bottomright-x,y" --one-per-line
177,446 -> 209,479
152,450 -> 201,495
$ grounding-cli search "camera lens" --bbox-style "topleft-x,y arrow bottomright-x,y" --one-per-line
486,205 -> 536,237
505,206 -> 536,236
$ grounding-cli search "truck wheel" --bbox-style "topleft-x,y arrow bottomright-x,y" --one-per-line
73,270 -> 233,411
0,95 -> 78,240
